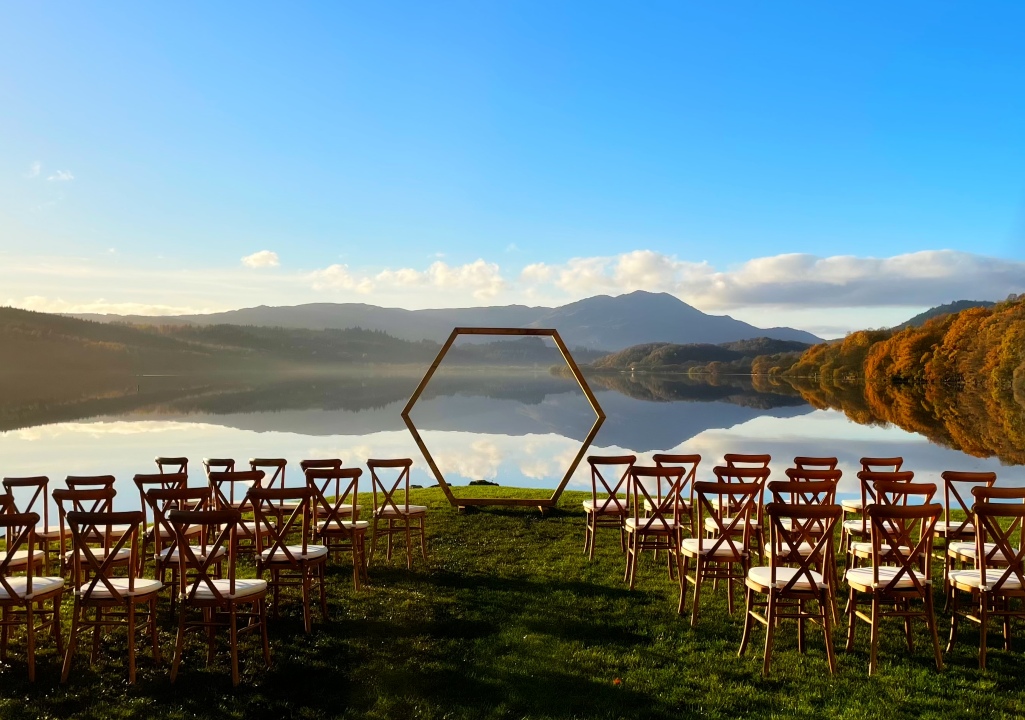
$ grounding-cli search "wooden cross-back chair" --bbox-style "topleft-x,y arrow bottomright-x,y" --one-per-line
168,507 -> 270,687
652,453 -> 701,536
844,502 -> 943,676
937,471 -> 997,602
53,487 -> 130,578
840,457 -> 903,551
61,509 -> 162,684
623,465 -> 685,590
143,486 -> 218,602
155,457 -> 189,476
249,459 -> 298,529
203,459 -> 237,504
134,472 -> 189,573
848,479 -> 935,570
679,471 -> 763,626
250,487 -> 328,633
0,511 -> 64,681
739,503 -> 841,676
582,455 -> 635,561
947,490 -> 1025,669
702,464 -> 771,560
367,458 -> 428,569
299,458 -> 343,474
842,469 -> 914,560
207,470 -> 268,555
2,476 -> 59,574
306,467 -> 368,590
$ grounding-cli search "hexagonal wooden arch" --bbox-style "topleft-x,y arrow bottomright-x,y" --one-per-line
401,327 -> 605,510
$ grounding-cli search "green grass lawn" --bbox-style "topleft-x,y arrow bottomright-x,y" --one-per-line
2,487 -> 1025,719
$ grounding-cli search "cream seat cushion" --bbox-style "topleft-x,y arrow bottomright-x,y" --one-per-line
625,517 -> 680,532
376,505 -> 428,517
190,578 -> 267,600
949,569 -> 1023,592
845,566 -> 929,590
77,577 -> 163,599
680,537 -> 743,559
0,576 -> 64,600
748,565 -> 826,591
582,498 -> 627,513
259,544 -> 329,562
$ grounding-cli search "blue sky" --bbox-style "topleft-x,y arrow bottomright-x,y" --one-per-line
2,2 -> 1024,337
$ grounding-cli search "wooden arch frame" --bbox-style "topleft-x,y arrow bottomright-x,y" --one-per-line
401,327 -> 605,510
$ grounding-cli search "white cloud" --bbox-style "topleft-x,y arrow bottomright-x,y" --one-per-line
7,296 -> 211,316
310,259 -> 507,300
26,161 -> 41,178
241,250 -> 280,268
47,170 -> 74,182
308,264 -> 374,293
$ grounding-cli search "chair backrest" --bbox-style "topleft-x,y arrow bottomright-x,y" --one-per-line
299,459 -> 343,473
972,486 -> 1025,567
65,475 -> 116,491
367,458 -> 414,516
168,508 -> 240,602
766,503 -> 841,593
941,471 -> 997,536
866,503 -> 940,593
203,458 -> 236,478
628,465 -> 685,533
694,478 -> 762,559
53,487 -> 117,544
653,453 -> 700,507
0,512 -> 41,600
586,455 -> 635,510
65,510 -> 144,601
134,472 -> 188,530
768,477 -> 838,506
860,457 -> 903,473
857,469 -> 914,508
208,470 -> 264,512
249,487 -> 313,564
144,486 -> 211,553
249,458 -> 287,490
713,464 -> 771,518
792,457 -> 839,471
155,457 -> 189,476
872,479 -> 935,506
973,501 -> 1025,593
2,476 -> 50,529
724,453 -> 771,469
306,467 -> 362,529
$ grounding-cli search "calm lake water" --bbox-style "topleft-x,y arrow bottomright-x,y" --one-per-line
1,370 -> 1020,513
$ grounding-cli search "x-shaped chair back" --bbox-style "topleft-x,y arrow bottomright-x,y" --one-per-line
971,486 -> 1025,568
724,453 -> 771,469
587,455 -> 635,513
792,457 -> 838,472
857,470 -> 914,509
768,479 -> 838,531
134,472 -> 188,539
53,487 -> 116,550
860,457 -> 903,473
65,475 -> 116,491
940,471 -> 996,538
766,503 -> 841,594
866,503 -> 940,596
872,479 -> 935,507
628,465 -> 685,534
694,474 -> 762,561
306,467 -> 362,530
249,487 -> 313,566
973,501 -> 1025,595
368,458 -> 415,517
203,458 -> 236,482
249,459 -> 286,489
155,457 -> 189,476
2,476 -> 51,532
208,470 -> 263,514
65,510 -> 144,602
168,508 -> 239,603
713,463 -> 770,524
653,453 -> 700,512
144,486 -> 211,555
0,511 -> 41,600
781,469 -> 840,501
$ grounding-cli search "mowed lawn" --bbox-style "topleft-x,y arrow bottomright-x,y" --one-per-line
2,486 -> 1025,719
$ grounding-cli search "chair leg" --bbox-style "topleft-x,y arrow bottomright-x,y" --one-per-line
260,600 -> 271,669
738,587 -> 754,657
1003,596 -> 1012,652
797,598 -> 806,654
368,520 -> 379,567
91,607 -> 102,664
230,607 -> 239,687
51,594 -> 64,656
678,555 -> 690,615
903,599 -> 915,652
61,599 -> 80,684
979,594 -> 989,670
171,604 -> 187,683
404,522 -> 413,570
822,589 -> 837,674
127,603 -> 137,684
302,571 -> 312,634
925,589 -> 943,672
690,558 -> 703,628
868,595 -> 880,676
946,589 -> 960,654
583,513 -> 591,557
762,591 -> 776,677
419,519 -> 428,563
845,587 -> 858,652
26,602 -> 36,682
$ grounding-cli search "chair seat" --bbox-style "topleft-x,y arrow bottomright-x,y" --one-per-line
704,516 -> 758,533
376,505 -> 428,517
158,545 -> 227,563
845,566 -> 930,591
35,525 -> 63,540
842,519 -> 867,534
850,540 -> 912,558
841,498 -> 863,512
238,521 -> 274,536
191,578 -> 268,601
64,547 -> 132,563
949,569 -> 1024,592
583,498 -> 627,513
318,520 -> 370,533
642,498 -> 691,512
320,503 -> 360,515
680,537 -> 744,559
259,544 -> 329,562
0,576 -> 64,601
948,541 -> 1019,562
934,520 -> 974,535
77,577 -> 163,599
747,565 -> 826,592
6,549 -> 45,567
625,517 -> 681,532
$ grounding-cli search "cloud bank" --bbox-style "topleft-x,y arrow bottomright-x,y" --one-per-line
241,250 -> 280,268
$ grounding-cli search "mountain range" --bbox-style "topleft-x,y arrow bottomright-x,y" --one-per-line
72,291 -> 821,350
